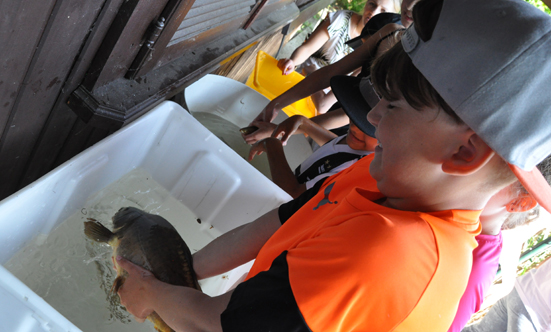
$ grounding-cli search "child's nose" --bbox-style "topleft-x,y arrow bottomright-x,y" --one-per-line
367,101 -> 384,127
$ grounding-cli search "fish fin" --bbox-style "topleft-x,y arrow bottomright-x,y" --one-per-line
149,312 -> 175,332
84,221 -> 115,243
111,275 -> 126,294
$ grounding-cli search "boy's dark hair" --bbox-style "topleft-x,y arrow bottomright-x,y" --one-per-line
370,0 -> 463,123
502,155 -> 551,230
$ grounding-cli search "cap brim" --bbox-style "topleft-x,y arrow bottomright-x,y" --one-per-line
346,13 -> 402,50
509,164 -> 551,214
345,36 -> 363,50
330,75 -> 377,137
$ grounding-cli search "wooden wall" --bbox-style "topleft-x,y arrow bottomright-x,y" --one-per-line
0,0 -> 328,201
0,0 -> 114,199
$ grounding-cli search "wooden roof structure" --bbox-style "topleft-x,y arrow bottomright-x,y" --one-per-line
0,0 -> 332,200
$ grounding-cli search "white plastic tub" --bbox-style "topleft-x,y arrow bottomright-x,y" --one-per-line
185,74 -> 313,176
0,101 -> 293,332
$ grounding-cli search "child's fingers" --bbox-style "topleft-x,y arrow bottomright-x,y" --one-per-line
273,130 -> 285,140
271,127 -> 283,139
278,59 -> 293,75
115,257 -> 155,322
249,150 -> 262,161
244,132 -> 262,144
248,147 -> 258,160
244,123 -> 273,144
116,256 -> 151,277
283,66 -> 292,75
280,132 -> 291,146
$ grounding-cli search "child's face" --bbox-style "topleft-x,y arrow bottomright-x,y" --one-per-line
366,97 -> 467,204
346,122 -> 378,151
362,0 -> 395,26
400,0 -> 419,28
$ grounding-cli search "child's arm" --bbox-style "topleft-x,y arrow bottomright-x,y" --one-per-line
272,115 -> 337,146
252,23 -> 402,123
310,108 -> 349,130
249,137 -> 307,198
242,120 -> 277,145
192,208 -> 282,280
245,110 -> 347,145
310,90 -> 338,114
117,256 -> 231,332
278,18 -> 331,75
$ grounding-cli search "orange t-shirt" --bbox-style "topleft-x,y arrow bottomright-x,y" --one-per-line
246,155 -> 481,331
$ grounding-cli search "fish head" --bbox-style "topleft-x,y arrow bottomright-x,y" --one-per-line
112,207 -> 145,231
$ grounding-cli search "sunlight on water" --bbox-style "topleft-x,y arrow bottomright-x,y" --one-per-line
5,168 -> 221,332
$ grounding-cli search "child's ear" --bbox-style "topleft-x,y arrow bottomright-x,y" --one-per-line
442,132 -> 494,175
506,195 -> 538,213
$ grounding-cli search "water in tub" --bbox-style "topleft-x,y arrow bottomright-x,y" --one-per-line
192,111 -> 272,178
4,168 -> 224,332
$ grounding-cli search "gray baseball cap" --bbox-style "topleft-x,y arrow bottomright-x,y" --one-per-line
402,0 -> 551,212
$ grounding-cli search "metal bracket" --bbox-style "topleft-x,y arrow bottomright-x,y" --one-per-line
125,17 -> 166,80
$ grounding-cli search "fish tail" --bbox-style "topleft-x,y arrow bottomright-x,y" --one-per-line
111,275 -> 126,294
149,311 -> 175,332
84,221 -> 115,243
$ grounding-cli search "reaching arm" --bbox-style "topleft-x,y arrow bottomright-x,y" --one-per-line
242,120 -> 277,145
249,137 -> 307,198
117,256 -> 231,332
310,108 -> 349,130
245,109 -> 348,145
278,18 -> 331,75
272,115 -> 337,146
117,209 -> 284,331
192,209 -> 281,280
253,23 -> 403,123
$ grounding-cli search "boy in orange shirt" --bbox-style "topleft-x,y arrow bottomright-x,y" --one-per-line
115,0 -> 551,331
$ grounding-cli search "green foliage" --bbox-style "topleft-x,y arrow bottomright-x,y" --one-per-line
517,228 -> 551,277
294,11 -> 324,37
526,0 -> 551,14
518,248 -> 551,276
333,0 -> 366,13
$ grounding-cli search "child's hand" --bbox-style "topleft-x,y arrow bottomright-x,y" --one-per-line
242,121 -> 277,145
272,115 -> 305,146
116,256 -> 156,323
277,58 -> 295,76
254,100 -> 281,123
248,138 -> 281,161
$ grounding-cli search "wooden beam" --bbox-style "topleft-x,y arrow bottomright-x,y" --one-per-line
126,0 -> 197,79
67,2 -> 299,129
242,0 -> 269,30
82,0 -> 171,90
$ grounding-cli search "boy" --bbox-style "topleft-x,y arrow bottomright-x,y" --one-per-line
116,0 -> 551,331
248,114 -> 377,198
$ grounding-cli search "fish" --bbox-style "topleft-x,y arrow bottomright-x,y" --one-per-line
84,206 -> 201,332
239,125 -> 258,135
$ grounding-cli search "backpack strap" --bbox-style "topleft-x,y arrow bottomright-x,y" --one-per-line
295,152 -> 363,184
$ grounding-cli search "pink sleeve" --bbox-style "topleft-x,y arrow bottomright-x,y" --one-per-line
447,232 -> 503,332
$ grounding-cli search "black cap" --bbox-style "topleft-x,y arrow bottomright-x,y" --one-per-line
346,13 -> 402,50
330,75 -> 380,138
